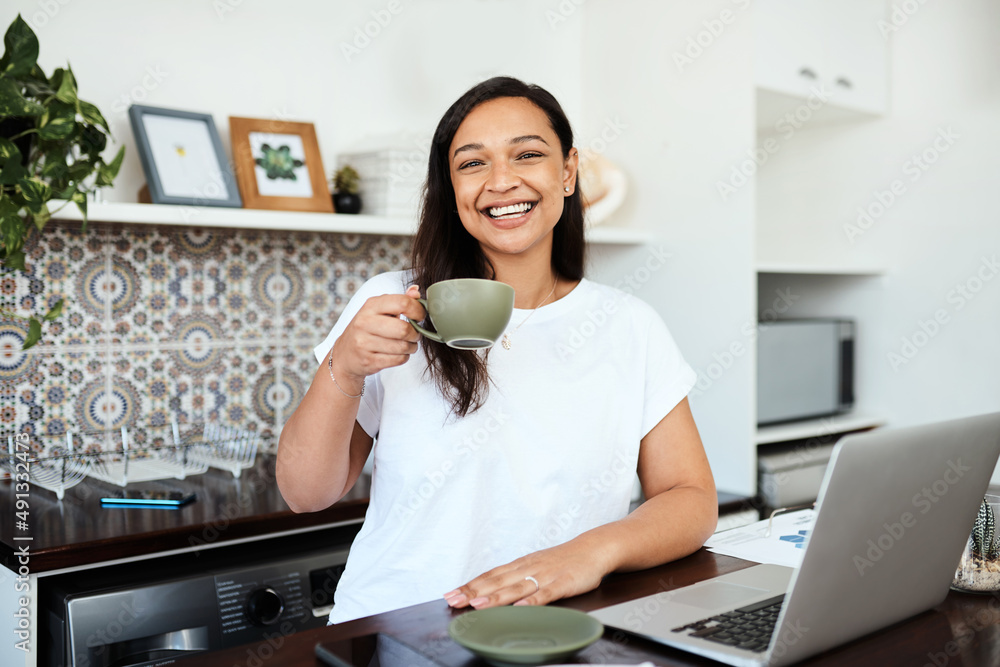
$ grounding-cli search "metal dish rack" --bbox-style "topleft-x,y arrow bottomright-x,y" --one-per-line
179,423 -> 260,478
5,433 -> 91,500
87,424 -> 209,487
3,421 -> 261,497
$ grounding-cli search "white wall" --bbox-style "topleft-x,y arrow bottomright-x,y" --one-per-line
755,0 -> 1000,479
581,1 -> 757,495
7,0 -> 584,201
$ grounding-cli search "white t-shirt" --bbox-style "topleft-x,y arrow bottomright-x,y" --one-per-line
313,270 -> 696,623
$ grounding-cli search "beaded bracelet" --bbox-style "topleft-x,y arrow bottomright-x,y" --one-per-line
328,349 -> 364,398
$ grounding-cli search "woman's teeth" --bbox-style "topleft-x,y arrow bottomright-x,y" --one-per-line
488,202 -> 534,219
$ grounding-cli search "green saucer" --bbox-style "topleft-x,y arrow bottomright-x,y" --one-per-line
448,606 -> 604,666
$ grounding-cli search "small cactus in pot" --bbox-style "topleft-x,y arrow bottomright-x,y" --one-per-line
954,496 -> 1000,593
972,497 -> 999,558
331,165 -> 361,214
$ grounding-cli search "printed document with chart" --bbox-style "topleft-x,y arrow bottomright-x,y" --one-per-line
704,509 -> 816,569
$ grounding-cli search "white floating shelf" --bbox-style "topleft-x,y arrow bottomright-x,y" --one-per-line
755,412 -> 888,445
49,200 -> 415,235
49,201 -> 651,245
755,262 -> 887,276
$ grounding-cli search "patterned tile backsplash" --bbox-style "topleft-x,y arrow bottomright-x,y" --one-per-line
0,220 -> 411,455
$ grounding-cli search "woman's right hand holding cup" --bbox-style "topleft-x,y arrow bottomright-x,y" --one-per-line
328,285 -> 426,393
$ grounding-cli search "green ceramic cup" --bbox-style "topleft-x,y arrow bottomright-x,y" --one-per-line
408,279 -> 515,350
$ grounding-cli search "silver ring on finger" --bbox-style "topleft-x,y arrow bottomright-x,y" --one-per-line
524,575 -> 540,593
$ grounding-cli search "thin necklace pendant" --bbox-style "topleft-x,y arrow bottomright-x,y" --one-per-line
501,277 -> 557,351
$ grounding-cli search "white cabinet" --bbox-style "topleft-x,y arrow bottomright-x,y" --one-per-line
756,0 -> 828,99
822,1 -> 888,114
755,0 -> 888,124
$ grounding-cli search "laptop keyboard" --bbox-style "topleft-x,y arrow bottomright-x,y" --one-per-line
670,594 -> 785,653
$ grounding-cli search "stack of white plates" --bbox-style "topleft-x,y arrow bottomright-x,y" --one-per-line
337,145 -> 427,218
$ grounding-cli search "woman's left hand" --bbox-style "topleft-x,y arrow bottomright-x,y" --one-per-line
443,537 -> 614,609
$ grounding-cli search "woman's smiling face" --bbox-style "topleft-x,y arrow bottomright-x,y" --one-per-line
448,96 -> 577,261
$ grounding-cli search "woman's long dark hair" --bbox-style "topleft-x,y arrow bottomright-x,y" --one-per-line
411,76 -> 586,418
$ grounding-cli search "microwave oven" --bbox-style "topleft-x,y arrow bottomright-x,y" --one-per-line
756,319 -> 854,426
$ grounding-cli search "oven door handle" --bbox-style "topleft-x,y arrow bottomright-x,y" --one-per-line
102,626 -> 210,667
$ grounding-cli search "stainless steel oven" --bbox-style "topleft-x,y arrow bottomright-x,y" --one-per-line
39,523 -> 360,667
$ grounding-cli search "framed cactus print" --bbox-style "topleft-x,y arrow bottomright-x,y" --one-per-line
228,116 -> 334,213
128,105 -> 243,208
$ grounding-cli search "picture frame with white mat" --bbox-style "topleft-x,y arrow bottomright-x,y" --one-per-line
229,116 -> 334,213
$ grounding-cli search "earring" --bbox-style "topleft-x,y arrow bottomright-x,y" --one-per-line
564,186 -> 570,193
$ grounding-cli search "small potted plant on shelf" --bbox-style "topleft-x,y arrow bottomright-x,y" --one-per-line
0,14 -> 124,348
331,165 -> 362,214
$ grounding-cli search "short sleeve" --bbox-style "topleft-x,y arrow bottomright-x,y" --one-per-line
638,305 -> 697,437
312,271 -> 410,438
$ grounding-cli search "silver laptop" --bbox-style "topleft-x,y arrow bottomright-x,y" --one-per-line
591,412 -> 1000,667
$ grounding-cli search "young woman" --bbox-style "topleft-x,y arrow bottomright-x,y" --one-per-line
276,77 -> 717,623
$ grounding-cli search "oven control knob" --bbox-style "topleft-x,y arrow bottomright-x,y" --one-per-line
245,587 -> 284,626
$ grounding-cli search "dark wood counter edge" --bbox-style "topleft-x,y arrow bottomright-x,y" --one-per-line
0,454 -> 372,573
174,550 -> 758,667
0,499 -> 368,574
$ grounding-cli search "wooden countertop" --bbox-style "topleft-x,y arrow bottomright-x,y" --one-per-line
175,549 -> 1000,666
0,454 -> 369,573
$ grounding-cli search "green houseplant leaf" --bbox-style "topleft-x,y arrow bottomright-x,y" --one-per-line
18,176 -> 52,206
0,135 -> 20,159
0,140 -> 27,185
3,247 -> 25,271
52,66 -> 78,105
96,145 -> 125,186
0,15 -> 38,78
38,154 -> 67,182
43,298 -> 63,321
0,196 -> 24,258
0,77 -> 44,116
70,189 -> 87,221
0,14 -> 122,349
78,99 -> 109,132
32,201 -> 50,230
37,100 -> 76,140
22,318 -> 42,349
